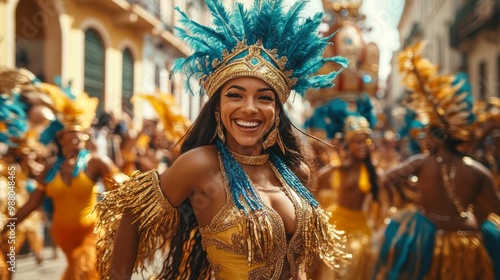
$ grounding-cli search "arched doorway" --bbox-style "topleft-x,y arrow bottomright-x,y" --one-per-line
15,0 -> 62,83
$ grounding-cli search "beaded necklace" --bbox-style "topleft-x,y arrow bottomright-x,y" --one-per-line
440,161 -> 473,219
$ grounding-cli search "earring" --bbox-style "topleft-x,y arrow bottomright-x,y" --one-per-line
262,116 -> 285,154
214,111 -> 225,143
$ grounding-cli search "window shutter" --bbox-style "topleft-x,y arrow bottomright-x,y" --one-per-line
84,28 -> 105,113
122,48 -> 134,116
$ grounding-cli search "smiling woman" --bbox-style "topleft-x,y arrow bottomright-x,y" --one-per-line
94,0 -> 351,279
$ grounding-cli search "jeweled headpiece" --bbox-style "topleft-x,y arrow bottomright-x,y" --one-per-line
398,41 -> 476,141
172,0 -> 348,104
344,115 -> 371,141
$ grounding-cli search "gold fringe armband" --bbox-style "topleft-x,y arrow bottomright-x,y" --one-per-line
94,169 -> 179,278
303,207 -> 351,270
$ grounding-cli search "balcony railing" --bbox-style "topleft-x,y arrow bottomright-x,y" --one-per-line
127,0 -> 161,19
450,0 -> 500,47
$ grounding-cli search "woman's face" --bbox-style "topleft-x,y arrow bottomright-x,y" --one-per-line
219,77 -> 278,153
346,133 -> 371,160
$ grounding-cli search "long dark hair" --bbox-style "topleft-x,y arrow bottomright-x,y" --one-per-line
180,90 -> 316,188
161,90 -> 317,278
364,151 -> 380,201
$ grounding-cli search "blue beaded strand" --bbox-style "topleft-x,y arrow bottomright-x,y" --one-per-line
216,139 -> 264,213
269,152 -> 319,207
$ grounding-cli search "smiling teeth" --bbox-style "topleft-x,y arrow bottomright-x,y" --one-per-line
236,120 -> 259,127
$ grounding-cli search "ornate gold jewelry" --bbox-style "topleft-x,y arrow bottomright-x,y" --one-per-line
344,115 -> 372,142
229,149 -> 269,166
262,116 -> 285,154
215,111 -> 225,143
441,162 -> 473,218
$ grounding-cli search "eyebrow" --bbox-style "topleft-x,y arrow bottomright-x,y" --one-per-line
227,85 -> 274,93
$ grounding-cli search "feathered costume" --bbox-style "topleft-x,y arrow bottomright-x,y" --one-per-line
19,72 -> 103,280
373,41 -> 500,280
305,94 -> 378,280
95,0 -> 350,279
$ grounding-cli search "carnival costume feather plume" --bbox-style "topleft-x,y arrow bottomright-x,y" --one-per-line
133,92 -> 191,142
398,41 -> 475,141
172,0 -> 349,103
0,68 -> 41,146
305,93 -> 376,140
0,92 -> 28,145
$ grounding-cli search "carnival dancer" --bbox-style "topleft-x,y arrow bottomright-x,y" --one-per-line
94,0 -> 351,279
0,83 -> 31,280
306,95 -> 380,279
2,72 -> 124,280
374,41 -> 500,280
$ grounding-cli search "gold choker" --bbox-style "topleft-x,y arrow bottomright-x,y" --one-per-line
229,150 -> 269,166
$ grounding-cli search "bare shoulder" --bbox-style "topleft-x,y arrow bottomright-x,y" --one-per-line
461,156 -> 493,179
169,145 -> 219,173
158,145 -> 220,206
159,145 -> 219,187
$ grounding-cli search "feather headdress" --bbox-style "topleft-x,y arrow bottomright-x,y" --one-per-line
172,0 -> 348,104
0,91 -> 28,146
398,41 -> 476,141
305,93 -> 376,140
0,68 -> 39,146
133,92 -> 191,142
37,79 -> 98,144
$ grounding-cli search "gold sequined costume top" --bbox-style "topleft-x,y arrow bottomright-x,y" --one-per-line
95,154 -> 347,279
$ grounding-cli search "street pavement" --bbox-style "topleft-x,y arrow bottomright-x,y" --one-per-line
11,247 -> 156,279
12,247 -> 65,280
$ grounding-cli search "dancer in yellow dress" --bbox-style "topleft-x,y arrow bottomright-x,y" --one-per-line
94,0 -> 351,279
306,95 -> 380,279
2,74 -> 123,280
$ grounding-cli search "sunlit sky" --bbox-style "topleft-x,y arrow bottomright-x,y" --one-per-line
304,0 -> 405,83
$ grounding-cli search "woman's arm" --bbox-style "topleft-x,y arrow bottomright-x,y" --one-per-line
473,163 -> 500,223
96,146 -> 215,279
382,155 -> 425,190
108,210 -> 139,280
2,189 -> 45,234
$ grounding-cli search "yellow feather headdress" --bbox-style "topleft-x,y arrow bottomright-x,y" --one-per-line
133,91 -> 191,143
398,41 -> 476,142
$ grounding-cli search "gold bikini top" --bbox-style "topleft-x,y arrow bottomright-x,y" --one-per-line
198,158 -> 308,279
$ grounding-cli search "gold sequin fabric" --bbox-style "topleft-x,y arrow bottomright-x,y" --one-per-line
94,170 -> 178,279
198,155 -> 347,279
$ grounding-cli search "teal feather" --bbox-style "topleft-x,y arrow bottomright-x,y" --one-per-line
279,1 -> 307,41
0,92 -> 28,146
355,93 -> 377,128
175,8 -> 230,52
172,0 -> 347,98
206,0 -> 239,46
231,3 -> 252,40
174,27 -> 217,54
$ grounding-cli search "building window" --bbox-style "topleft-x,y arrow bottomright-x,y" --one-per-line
479,61 -> 487,100
122,48 -> 134,116
84,28 -> 105,113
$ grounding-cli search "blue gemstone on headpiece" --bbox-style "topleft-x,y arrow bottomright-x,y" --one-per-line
251,57 -> 259,65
